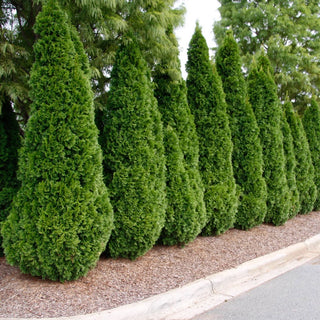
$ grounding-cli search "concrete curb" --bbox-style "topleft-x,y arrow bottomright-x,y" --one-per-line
2,234 -> 320,320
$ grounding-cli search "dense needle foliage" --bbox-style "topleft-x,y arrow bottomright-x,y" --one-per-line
101,38 -> 166,259
280,107 -> 300,219
216,30 -> 267,230
153,30 -> 206,244
284,101 -> 316,214
186,24 -> 238,235
1,0 -> 113,281
248,56 -> 290,225
302,99 -> 320,210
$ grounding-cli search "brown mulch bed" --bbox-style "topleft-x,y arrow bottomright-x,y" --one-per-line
1,211 -> 320,318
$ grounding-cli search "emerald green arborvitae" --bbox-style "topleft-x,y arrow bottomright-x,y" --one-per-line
248,56 -> 290,225
302,99 -> 320,210
1,0 -> 113,281
102,38 -> 166,260
153,30 -> 206,245
159,125 -> 199,245
0,97 -> 21,256
280,106 -> 300,219
186,24 -> 238,235
216,30 -> 267,230
284,101 -> 316,214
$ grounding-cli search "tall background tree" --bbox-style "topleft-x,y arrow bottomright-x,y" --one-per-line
153,29 -> 206,245
101,38 -> 166,260
216,30 -> 267,230
1,0 -> 113,281
214,0 -> 320,113
0,0 -> 184,124
284,100 -> 316,214
302,99 -> 320,210
247,56 -> 290,225
186,24 -> 237,235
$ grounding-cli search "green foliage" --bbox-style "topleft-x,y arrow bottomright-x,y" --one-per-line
302,99 -> 320,210
186,24 -> 237,235
1,0 -> 113,281
280,106 -> 300,219
247,56 -> 290,225
153,31 -> 206,245
284,101 -> 316,214
0,97 -> 21,256
101,38 -> 166,260
159,126 -> 198,245
1,0 -> 184,123
214,0 -> 320,113
216,30 -> 267,230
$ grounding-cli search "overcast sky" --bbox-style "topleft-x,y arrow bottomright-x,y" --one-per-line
174,0 -> 221,78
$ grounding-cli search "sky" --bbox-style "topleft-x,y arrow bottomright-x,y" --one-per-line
174,0 -> 221,78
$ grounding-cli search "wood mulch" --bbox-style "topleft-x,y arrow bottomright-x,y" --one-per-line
1,211 -> 320,318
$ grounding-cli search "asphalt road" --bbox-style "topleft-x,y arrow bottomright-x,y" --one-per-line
193,255 -> 320,320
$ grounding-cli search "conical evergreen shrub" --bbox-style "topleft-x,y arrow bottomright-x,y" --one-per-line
0,97 -> 21,256
153,31 -> 206,245
186,24 -> 237,235
216,30 -> 267,230
284,101 -> 316,214
159,125 -> 198,245
280,107 -> 300,218
101,38 -> 166,260
248,56 -> 290,225
1,0 -> 113,281
302,99 -> 320,210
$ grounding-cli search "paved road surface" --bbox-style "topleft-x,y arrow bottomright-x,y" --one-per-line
193,255 -> 320,320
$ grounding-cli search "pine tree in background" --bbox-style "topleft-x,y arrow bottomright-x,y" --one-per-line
247,56 -> 290,225
280,107 -> 300,219
1,0 -> 113,281
216,30 -> 267,230
186,24 -> 237,235
101,38 -> 166,259
153,29 -> 206,244
284,101 -> 316,214
302,99 -> 320,210
0,97 -> 21,256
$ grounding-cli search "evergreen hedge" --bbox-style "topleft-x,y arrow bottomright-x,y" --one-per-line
216,30 -> 267,230
302,99 -> 320,210
284,101 -> 316,214
248,56 -> 290,225
0,98 -> 21,256
101,38 -> 166,259
186,24 -> 237,235
153,30 -> 206,244
1,0 -> 113,281
159,125 -> 199,245
280,107 -> 300,218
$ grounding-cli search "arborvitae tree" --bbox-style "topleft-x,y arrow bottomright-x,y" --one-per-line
1,0 -> 113,281
247,56 -> 290,225
302,99 -> 320,210
101,38 -> 166,260
153,30 -> 206,244
216,30 -> 267,230
186,24 -> 237,235
284,101 -> 316,214
280,107 -> 300,219
159,125 -> 198,245
0,97 -> 21,256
